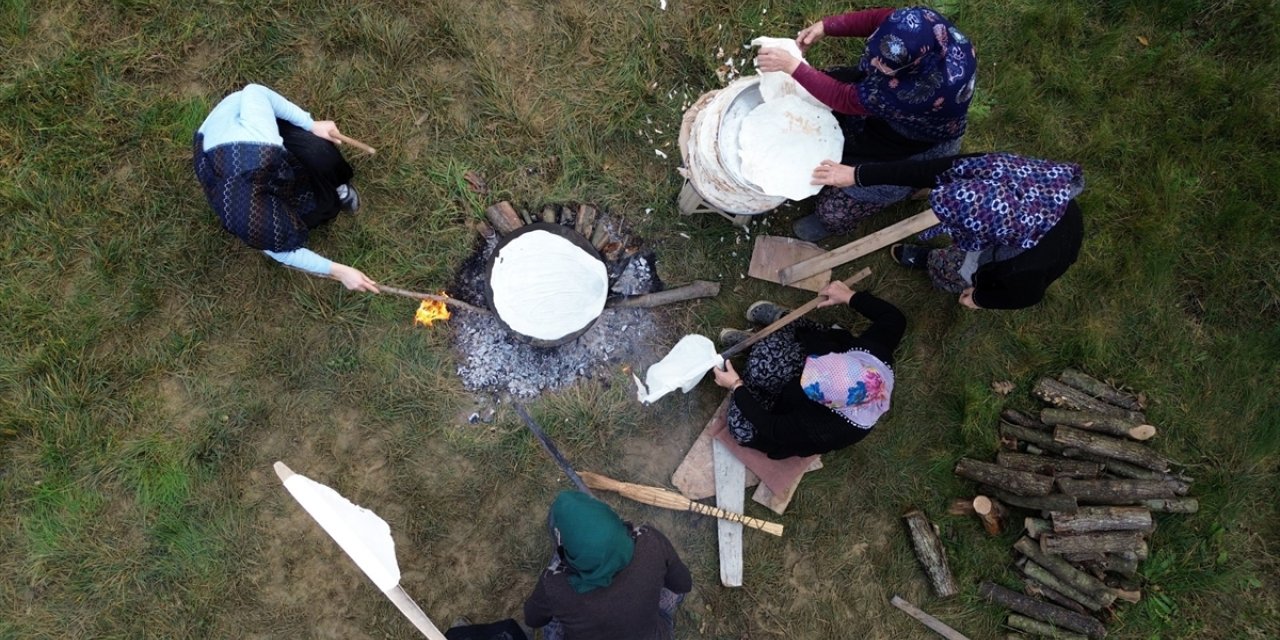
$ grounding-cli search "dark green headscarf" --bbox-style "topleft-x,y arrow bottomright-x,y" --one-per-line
551,491 -> 635,594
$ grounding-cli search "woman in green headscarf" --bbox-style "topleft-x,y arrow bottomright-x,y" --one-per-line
523,491 -> 692,640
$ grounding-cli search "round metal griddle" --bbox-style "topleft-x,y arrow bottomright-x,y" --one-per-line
484,222 -> 607,348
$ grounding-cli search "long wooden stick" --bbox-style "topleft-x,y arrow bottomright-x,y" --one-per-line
721,267 -> 871,359
607,280 -> 721,308
376,285 -> 488,314
579,471 -> 783,536
384,585 -> 448,640
514,402 -> 593,496
890,596 -> 972,640
334,132 -> 377,156
777,210 -> 938,285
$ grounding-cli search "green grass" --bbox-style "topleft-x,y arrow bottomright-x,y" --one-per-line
1,0 -> 1278,638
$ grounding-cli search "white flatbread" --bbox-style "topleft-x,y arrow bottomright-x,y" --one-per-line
686,77 -> 786,214
489,230 -> 608,341
737,95 -> 844,201
634,334 -> 722,404
750,36 -> 823,108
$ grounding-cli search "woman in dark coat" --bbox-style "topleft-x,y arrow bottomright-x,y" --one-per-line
713,281 -> 906,459
756,6 -> 977,241
812,152 -> 1085,309
523,492 -> 692,640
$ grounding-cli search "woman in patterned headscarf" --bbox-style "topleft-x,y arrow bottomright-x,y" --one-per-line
523,492 -> 692,640
712,281 -> 906,459
813,152 -> 1085,309
193,84 -> 377,291
756,7 -> 977,241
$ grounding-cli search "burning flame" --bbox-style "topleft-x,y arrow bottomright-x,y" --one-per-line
414,295 -> 451,327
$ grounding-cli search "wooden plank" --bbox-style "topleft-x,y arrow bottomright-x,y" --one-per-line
747,235 -> 831,291
777,209 -> 938,285
713,439 -> 745,588
890,595 -> 972,640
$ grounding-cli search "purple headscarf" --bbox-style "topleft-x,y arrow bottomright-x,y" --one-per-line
857,7 -> 978,142
923,153 -> 1085,251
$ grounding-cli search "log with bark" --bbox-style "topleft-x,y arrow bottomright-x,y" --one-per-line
983,486 -> 1078,513
1000,422 -> 1067,455
1023,561 -> 1106,612
574,203 -> 598,238
1057,369 -> 1143,411
903,508 -> 959,597
1053,427 -> 1174,473
974,495 -> 1008,536
1050,506 -> 1154,534
1034,378 -> 1145,423
997,451 -> 1102,479
1040,531 -> 1148,557
1056,478 -> 1187,505
978,582 -> 1107,638
948,498 -> 978,516
1140,497 -> 1200,513
1013,537 -> 1118,608
484,201 -> 524,235
539,205 -> 558,224
956,458 -> 1055,496
1001,408 -> 1047,429
1005,614 -> 1089,640
1025,517 -> 1053,539
1073,553 -> 1140,579
1023,575 -> 1091,614
1040,408 -> 1156,441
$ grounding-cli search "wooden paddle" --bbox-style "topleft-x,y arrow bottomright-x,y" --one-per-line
720,266 -> 872,359
776,209 -> 938,286
580,471 -> 783,537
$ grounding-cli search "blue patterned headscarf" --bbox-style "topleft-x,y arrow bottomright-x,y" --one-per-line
857,7 -> 977,142
923,153 -> 1085,251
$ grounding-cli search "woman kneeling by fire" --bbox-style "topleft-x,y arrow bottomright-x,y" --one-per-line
713,281 -> 905,459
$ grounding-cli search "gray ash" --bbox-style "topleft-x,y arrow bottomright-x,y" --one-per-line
446,208 -> 665,398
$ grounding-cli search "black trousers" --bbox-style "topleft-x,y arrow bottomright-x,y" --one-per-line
277,119 -> 354,228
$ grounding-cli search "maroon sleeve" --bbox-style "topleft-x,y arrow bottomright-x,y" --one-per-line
792,63 -> 870,116
821,8 -> 895,38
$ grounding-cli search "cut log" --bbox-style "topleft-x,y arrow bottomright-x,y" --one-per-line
558,205 -> 576,226
956,458 -> 1054,496
608,281 -> 721,309
1013,537 -> 1118,608
1056,478 -> 1187,505
889,595 -> 973,640
1057,369 -> 1143,411
1005,614 -> 1089,640
1034,377 -> 1145,423
1024,575 -> 1091,614
1141,497 -> 1199,513
1001,408 -> 1047,429
1000,422 -> 1067,455
1025,517 -> 1053,539
1041,408 -> 1156,441
978,582 -> 1106,638
997,452 -> 1102,479
1053,427 -> 1173,473
974,495 -> 1007,536
983,486 -> 1078,513
1077,553 -> 1140,579
902,509 -> 959,597
484,201 -> 524,235
1067,453 -> 1171,481
590,219 -> 611,250
948,498 -> 978,516
1023,561 -> 1105,611
539,205 -> 558,224
1041,531 -> 1148,557
575,204 -> 598,238
1051,506 -> 1154,534
518,207 -> 535,225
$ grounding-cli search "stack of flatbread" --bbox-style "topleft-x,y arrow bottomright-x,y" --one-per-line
679,37 -> 843,214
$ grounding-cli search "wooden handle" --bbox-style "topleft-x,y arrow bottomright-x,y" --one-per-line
720,267 -> 871,359
384,585 -> 448,640
375,285 -> 487,314
890,595 -> 973,640
334,132 -> 377,156
580,471 -> 783,537
778,210 -> 938,285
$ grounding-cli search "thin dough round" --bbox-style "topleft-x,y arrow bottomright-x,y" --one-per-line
489,230 -> 608,341
737,95 -> 844,201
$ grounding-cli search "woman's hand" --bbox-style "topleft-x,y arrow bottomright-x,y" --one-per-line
959,287 -> 982,309
811,160 -> 856,187
796,20 -> 826,52
311,120 -> 343,144
817,281 -> 855,308
712,360 -> 744,391
755,47 -> 802,74
330,263 -> 379,292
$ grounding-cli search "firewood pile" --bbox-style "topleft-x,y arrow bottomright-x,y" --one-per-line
481,200 -> 644,270
952,369 -> 1195,639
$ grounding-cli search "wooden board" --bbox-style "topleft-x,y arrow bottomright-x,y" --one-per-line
713,439 -> 745,588
777,209 -> 939,285
747,235 -> 831,292
752,457 -> 822,514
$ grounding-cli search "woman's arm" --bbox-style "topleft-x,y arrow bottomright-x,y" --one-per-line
239,84 -> 315,132
848,291 -> 906,353
522,577 -> 555,629
822,8 -> 896,38
263,249 -> 379,292
790,64 -> 871,115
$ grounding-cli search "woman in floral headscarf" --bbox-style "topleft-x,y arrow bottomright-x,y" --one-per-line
712,282 -> 906,459
812,152 -> 1085,309
756,6 -> 977,241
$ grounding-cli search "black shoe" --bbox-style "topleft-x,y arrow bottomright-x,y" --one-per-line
718,328 -> 751,349
338,184 -> 360,213
891,243 -> 930,270
746,301 -> 789,326
793,214 -> 832,242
